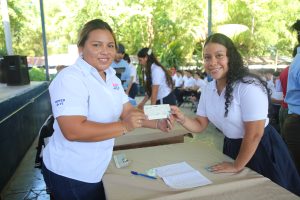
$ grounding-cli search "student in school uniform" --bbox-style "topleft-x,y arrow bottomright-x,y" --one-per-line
123,53 -> 138,106
284,45 -> 300,173
277,66 -> 289,136
283,19 -> 300,174
42,19 -> 172,200
171,33 -> 300,196
137,48 -> 176,109
123,53 -> 138,100
172,70 -> 184,103
177,70 -> 195,107
111,43 -> 131,89
190,71 -> 207,103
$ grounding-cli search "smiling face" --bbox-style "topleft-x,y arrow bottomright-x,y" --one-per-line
79,29 -> 116,72
203,42 -> 229,82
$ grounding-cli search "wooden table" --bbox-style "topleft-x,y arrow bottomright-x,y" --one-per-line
104,141 -> 299,200
114,129 -> 192,151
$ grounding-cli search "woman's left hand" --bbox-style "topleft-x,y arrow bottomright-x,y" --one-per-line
208,162 -> 243,173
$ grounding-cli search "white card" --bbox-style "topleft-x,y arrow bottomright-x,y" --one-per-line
144,104 -> 171,120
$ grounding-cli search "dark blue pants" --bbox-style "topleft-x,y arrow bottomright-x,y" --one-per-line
128,83 -> 138,99
156,91 -> 176,105
283,114 -> 300,175
42,163 -> 106,200
223,125 -> 300,196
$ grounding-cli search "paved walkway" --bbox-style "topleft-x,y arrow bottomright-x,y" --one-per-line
1,97 -> 223,200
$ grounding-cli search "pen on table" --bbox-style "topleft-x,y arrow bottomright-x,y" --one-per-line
131,171 -> 157,180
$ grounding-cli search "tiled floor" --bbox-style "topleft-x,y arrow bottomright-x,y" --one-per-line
1,136 -> 49,200
0,98 -> 223,200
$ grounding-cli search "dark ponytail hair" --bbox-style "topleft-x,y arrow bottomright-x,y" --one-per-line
137,48 -> 173,97
291,20 -> 300,57
291,19 -> 300,44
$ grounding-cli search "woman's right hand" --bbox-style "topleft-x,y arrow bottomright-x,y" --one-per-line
170,105 -> 186,125
122,108 -> 146,131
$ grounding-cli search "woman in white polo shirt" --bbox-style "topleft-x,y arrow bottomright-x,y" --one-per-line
42,19 -> 172,200
171,33 -> 300,196
137,48 -> 176,109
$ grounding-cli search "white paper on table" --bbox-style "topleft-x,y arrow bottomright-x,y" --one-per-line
144,104 -> 171,120
154,162 -> 212,189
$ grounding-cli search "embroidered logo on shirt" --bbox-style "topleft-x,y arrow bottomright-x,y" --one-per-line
112,83 -> 120,90
55,99 -> 65,106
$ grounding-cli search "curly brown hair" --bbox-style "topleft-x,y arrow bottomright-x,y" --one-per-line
204,33 -> 271,117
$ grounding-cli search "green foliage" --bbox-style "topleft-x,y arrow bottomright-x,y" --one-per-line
0,0 -> 299,63
160,41 -> 187,68
3,0 -> 42,56
221,0 -> 299,57
29,67 -> 46,81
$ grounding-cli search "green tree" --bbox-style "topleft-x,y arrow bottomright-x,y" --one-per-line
0,0 -> 38,55
219,0 -> 299,57
1,0 -> 299,65
29,67 -> 46,81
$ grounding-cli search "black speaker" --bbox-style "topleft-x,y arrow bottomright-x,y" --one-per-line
3,55 -> 30,86
0,58 -> 7,83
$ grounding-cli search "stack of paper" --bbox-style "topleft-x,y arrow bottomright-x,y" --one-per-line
154,162 -> 212,189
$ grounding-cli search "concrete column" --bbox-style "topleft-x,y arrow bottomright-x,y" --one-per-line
0,0 -> 14,55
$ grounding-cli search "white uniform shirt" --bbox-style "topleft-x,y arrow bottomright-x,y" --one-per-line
182,75 -> 188,83
43,57 -> 128,183
151,63 -> 171,100
172,74 -> 183,87
194,78 -> 207,91
197,78 -> 269,139
183,77 -> 195,88
271,79 -> 283,102
129,63 -> 137,83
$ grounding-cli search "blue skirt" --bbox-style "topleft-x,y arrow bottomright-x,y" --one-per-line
156,91 -> 176,105
223,125 -> 300,196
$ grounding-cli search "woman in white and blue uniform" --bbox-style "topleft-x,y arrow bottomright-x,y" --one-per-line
171,33 -> 300,196
42,19 -> 171,200
137,48 -> 176,109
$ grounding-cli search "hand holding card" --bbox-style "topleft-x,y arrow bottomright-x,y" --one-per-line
144,104 -> 171,120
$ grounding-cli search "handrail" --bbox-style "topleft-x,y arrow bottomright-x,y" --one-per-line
0,89 -> 49,124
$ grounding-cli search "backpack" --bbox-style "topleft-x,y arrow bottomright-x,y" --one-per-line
34,115 -> 54,169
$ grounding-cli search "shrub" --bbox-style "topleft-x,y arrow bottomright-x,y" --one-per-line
29,67 -> 46,81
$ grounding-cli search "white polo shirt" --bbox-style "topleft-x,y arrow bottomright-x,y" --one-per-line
183,77 -> 195,88
151,63 -> 171,100
172,74 -> 183,87
129,63 -> 137,83
197,78 -> 269,139
43,57 -> 128,183
194,78 -> 207,91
